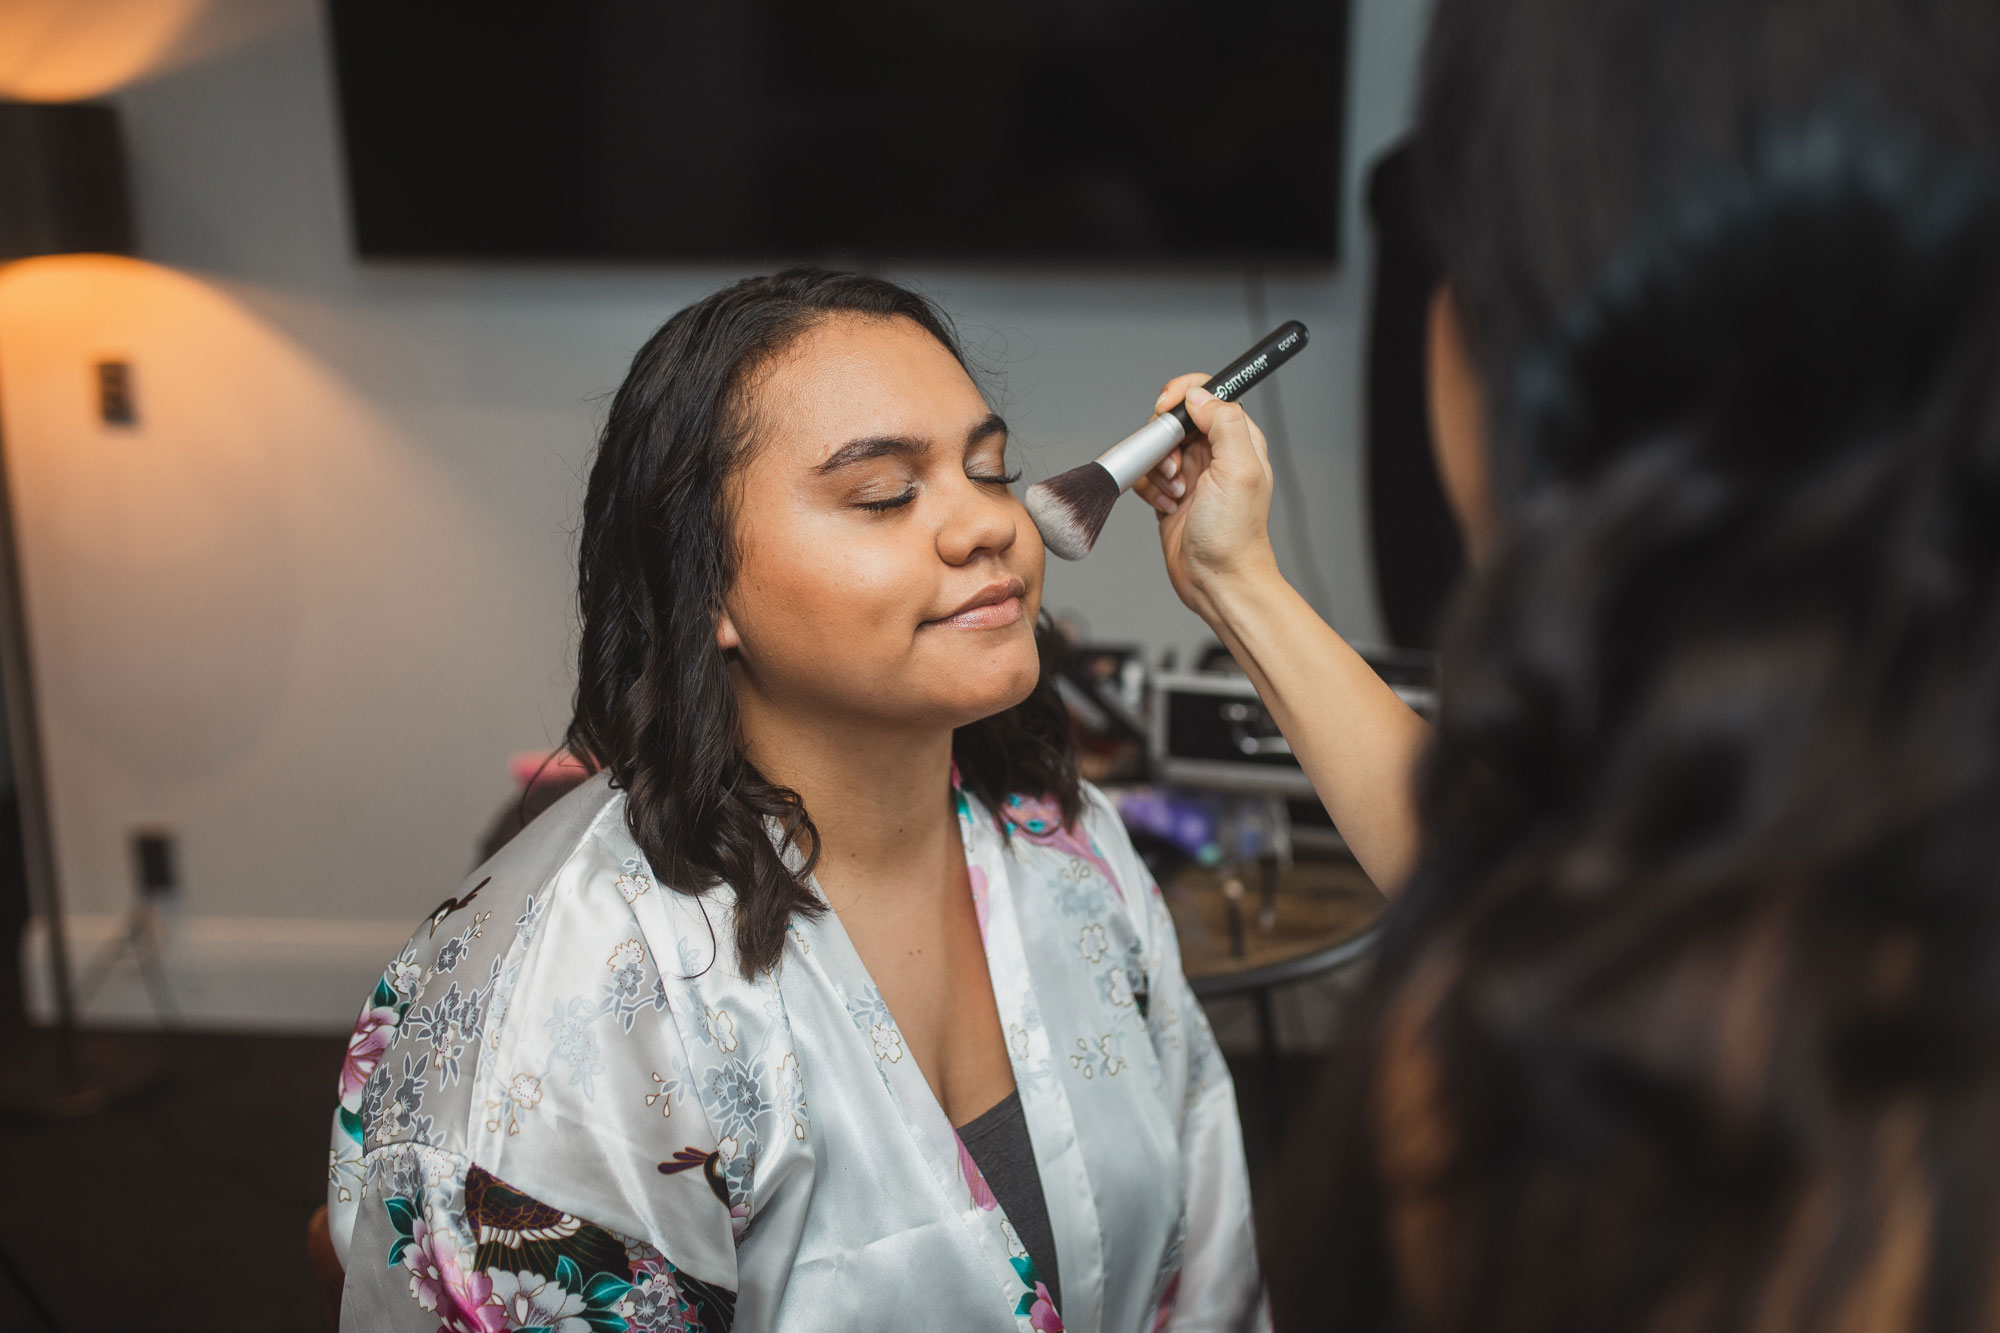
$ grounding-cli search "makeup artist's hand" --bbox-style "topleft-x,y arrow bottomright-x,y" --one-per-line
1131,373 -> 1281,626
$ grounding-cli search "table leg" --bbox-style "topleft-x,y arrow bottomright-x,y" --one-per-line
1254,987 -> 1283,1140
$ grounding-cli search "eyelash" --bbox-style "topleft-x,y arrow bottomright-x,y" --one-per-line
856,470 -> 1021,513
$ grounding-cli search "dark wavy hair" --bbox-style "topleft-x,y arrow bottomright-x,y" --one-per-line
1269,0 -> 2000,1329
566,267 -> 1079,977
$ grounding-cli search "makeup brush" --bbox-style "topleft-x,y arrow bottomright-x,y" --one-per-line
1026,320 -> 1310,560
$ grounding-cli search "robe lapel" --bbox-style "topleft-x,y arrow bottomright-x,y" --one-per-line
791,884 -> 1042,1328
961,791 -> 1108,1333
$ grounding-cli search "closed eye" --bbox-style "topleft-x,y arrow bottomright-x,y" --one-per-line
856,469 -> 1015,511
856,488 -> 917,512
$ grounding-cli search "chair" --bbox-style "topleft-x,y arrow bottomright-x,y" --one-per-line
307,1204 -> 344,1331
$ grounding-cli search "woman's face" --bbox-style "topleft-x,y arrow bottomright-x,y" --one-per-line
1427,284 -> 1501,564
718,314 -> 1046,737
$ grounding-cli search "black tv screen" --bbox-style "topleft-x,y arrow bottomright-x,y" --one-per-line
324,1 -> 1349,264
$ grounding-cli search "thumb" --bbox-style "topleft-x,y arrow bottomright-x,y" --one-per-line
1181,385 -> 1271,473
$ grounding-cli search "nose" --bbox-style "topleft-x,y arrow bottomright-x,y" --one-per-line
936,475 -> 1020,567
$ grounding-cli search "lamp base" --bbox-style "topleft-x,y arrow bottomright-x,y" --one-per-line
0,1025 -> 167,1120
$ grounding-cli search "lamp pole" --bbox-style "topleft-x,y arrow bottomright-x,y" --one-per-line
0,352 -> 81,1071
0,99 -> 149,1117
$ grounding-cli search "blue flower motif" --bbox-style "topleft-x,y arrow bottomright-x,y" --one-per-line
704,1058 -> 770,1138
546,996 -> 607,1098
433,929 -> 472,974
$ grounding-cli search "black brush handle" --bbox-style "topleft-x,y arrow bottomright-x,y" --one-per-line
1167,320 -> 1310,432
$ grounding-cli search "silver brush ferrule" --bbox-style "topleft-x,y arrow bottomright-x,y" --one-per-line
1094,413 -> 1188,491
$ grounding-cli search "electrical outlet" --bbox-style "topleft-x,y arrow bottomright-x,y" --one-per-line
131,829 -> 176,899
95,359 -> 136,427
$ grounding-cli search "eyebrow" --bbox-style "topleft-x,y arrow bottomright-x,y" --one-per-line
813,412 -> 1010,475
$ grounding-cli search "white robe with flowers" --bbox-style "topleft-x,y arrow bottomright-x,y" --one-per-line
327,772 -> 1266,1332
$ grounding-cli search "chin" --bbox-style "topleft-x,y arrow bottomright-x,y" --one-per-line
935,644 -> 1042,727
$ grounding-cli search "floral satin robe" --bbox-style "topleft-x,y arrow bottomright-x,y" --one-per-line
328,773 -> 1267,1332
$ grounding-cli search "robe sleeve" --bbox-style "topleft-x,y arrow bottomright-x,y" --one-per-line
322,859 -> 747,1331
331,1142 -> 739,1333
1090,788 -> 1271,1331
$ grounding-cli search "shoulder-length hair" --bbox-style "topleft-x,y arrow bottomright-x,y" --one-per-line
565,267 -> 1080,977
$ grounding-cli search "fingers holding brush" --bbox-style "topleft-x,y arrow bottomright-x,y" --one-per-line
1154,385 -> 1278,615
1133,471 -> 1177,514
1133,372 -> 1208,514
1134,453 -> 1186,513
1154,372 -> 1212,417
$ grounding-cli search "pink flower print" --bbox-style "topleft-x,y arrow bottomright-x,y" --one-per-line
402,1216 -> 451,1312
1002,792 -> 1066,837
956,1135 -> 998,1211
436,1263 -> 504,1333
969,864 -> 991,943
403,1221 -> 504,1333
1030,1283 -> 1064,1331
1002,794 -> 1124,902
341,1005 -> 397,1110
490,1270 -> 589,1333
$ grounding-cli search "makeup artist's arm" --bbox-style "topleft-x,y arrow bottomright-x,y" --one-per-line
1133,377 -> 1432,894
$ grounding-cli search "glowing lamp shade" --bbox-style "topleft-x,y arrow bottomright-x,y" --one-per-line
0,100 -> 135,261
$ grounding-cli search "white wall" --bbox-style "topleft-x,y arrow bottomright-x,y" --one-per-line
4,0 -> 1432,1030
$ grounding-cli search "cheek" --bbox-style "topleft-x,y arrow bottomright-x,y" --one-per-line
1425,288 -> 1499,562
1018,504 -> 1048,617
730,512 -> 926,658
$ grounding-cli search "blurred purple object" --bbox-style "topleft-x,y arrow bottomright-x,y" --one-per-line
1116,788 -> 1221,865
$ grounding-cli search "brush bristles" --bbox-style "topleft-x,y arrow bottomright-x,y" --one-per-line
1026,462 -> 1121,561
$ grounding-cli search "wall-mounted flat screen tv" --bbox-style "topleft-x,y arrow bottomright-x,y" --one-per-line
324,1 -> 1349,264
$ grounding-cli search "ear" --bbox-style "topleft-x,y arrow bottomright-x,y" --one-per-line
714,607 -> 741,654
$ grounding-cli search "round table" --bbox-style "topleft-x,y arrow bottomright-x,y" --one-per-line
1166,858 -> 1386,1135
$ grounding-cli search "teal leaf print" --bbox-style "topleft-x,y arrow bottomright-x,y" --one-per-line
556,1253 -> 585,1294
1011,1253 -> 1040,1313
384,1192 -> 419,1268
384,1193 -> 417,1235
583,1272 -> 634,1305
1010,1253 -> 1063,1330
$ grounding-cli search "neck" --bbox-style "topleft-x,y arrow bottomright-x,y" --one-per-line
736,695 -> 959,912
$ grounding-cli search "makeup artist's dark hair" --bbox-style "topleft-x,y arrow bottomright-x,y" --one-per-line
1268,1 -> 2000,1329
565,267 -> 1079,978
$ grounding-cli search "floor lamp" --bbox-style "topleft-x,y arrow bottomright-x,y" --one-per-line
0,98 -> 150,1118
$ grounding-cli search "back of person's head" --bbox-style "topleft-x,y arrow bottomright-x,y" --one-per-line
567,267 -> 1077,978
1270,1 -> 2000,1329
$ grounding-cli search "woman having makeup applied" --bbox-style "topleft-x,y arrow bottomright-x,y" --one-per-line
1135,0 -> 2000,1326
325,269 -> 1263,1333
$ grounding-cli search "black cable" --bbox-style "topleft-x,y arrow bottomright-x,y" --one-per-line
0,1236 -> 63,1332
1245,269 -> 1339,616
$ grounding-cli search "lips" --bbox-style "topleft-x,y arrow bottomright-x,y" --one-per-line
926,577 -> 1029,630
